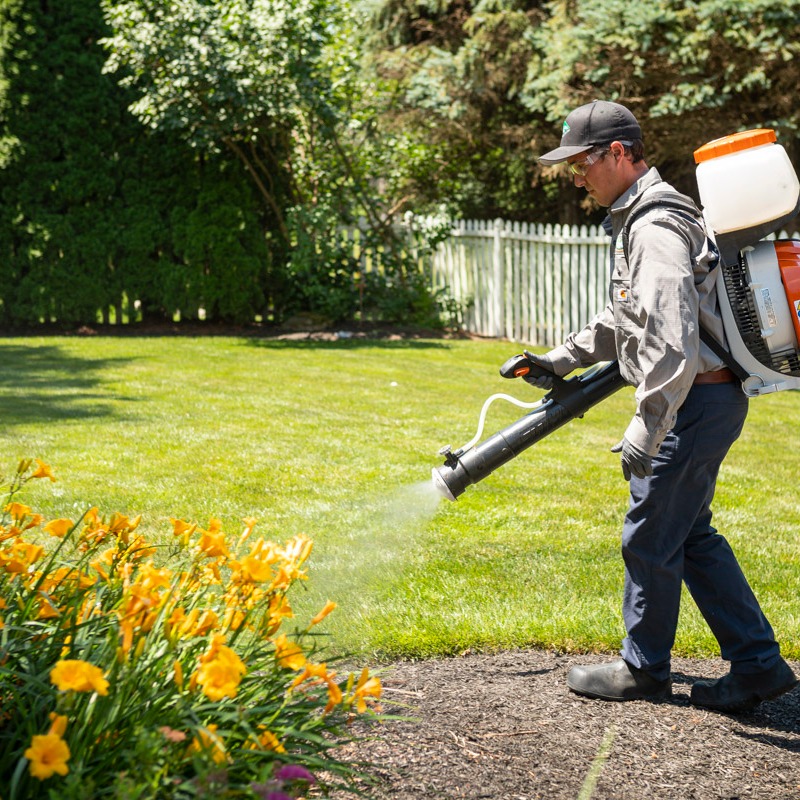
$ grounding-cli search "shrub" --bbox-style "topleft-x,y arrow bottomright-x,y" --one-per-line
0,459 -> 381,799
283,206 -> 459,328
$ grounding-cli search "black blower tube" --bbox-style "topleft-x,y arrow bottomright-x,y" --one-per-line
432,358 -> 627,501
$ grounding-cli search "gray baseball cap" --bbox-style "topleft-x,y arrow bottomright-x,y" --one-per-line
539,101 -> 642,165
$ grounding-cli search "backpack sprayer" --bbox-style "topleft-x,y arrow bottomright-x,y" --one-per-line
432,128 -> 800,502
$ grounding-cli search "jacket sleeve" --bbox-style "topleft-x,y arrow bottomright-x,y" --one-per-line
545,305 -> 618,376
621,213 -> 701,455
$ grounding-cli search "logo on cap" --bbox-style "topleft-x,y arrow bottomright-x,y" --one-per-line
562,121 -> 571,134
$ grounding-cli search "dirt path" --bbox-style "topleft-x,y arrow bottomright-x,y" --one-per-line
332,649 -> 800,800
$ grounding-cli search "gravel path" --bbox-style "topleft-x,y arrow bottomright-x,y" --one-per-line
331,649 -> 800,800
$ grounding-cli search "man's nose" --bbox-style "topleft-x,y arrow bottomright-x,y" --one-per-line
573,173 -> 586,188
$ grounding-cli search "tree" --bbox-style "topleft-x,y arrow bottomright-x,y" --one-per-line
363,0 -> 800,224
0,0 -> 127,324
101,0 -> 450,325
363,0 -> 554,221
524,0 -> 800,200
0,0 -> 271,327
101,0 -> 348,244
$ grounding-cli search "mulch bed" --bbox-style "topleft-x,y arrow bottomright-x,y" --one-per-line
331,650 -> 800,800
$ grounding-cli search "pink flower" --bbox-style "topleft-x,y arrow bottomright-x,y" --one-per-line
275,764 -> 316,784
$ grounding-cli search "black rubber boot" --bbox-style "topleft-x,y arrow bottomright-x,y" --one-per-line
567,658 -> 671,702
690,658 -> 798,713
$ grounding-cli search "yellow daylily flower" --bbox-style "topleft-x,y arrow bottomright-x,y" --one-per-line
273,633 -> 306,671
290,661 -> 343,714
236,538 -> 280,583
30,460 -> 56,482
4,502 -> 32,523
25,734 -> 70,780
48,713 -> 68,737
22,513 -> 44,531
197,528 -> 229,559
50,659 -> 109,695
170,518 -> 197,544
0,540 -> 45,574
24,717 -> 70,780
188,724 -> 227,764
251,728 -> 286,752
193,636 -> 247,701
309,600 -> 337,627
43,518 -> 74,538
173,660 -> 184,690
351,667 -> 383,713
236,517 -> 258,549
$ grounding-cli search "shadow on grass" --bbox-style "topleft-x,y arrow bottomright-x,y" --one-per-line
0,344 -> 133,425
245,336 -> 455,351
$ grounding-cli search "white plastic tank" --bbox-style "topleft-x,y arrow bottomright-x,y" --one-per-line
694,129 -> 800,235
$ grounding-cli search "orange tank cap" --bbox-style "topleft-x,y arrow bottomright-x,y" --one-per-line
693,129 -> 777,164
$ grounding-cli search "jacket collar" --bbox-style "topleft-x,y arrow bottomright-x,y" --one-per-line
604,167 -> 664,238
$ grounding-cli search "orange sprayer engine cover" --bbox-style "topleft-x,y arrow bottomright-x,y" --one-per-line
776,240 -> 800,346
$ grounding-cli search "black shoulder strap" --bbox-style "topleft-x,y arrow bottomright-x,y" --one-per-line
620,189 -> 749,382
698,325 -> 750,382
620,190 -> 701,262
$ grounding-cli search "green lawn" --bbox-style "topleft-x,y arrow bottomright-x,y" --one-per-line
2,334 -> 799,662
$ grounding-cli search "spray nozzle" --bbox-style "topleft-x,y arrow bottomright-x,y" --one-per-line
432,392 -> 544,502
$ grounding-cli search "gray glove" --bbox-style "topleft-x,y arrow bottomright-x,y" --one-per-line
611,438 -> 653,481
522,352 -> 555,390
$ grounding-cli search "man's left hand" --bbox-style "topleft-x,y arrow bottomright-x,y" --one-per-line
611,438 -> 653,481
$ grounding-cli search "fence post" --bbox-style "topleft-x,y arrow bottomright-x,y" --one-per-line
492,218 -> 504,338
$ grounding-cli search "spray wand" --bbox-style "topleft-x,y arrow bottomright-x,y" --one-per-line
431,353 -> 627,501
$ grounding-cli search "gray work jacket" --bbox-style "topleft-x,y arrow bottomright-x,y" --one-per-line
546,168 -> 729,456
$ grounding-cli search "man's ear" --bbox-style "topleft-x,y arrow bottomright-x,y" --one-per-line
610,141 -> 626,160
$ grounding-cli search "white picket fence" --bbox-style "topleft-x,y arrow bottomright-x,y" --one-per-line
427,217 -> 797,347
429,218 -> 609,347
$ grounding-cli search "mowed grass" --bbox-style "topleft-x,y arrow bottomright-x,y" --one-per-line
2,334 -> 799,662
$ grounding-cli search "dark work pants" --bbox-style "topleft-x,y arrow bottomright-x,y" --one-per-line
620,381 -> 780,681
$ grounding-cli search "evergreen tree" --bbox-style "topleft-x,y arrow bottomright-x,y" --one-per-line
364,0 -> 800,224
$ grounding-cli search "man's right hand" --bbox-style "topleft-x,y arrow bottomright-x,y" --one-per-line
522,352 -> 556,390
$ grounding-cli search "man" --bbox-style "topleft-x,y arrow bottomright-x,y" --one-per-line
533,100 -> 797,713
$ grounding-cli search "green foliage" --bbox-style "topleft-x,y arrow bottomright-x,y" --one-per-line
6,0 -> 800,325
283,207 -> 455,326
101,0 -> 338,247
0,459 -> 381,798
283,205 -> 364,324
365,0 -> 550,221
365,0 -> 800,222
522,0 -> 800,191
168,163 -> 270,324
0,1 -> 272,328
0,0 -> 124,324
357,216 -> 457,327
96,0 -> 454,328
